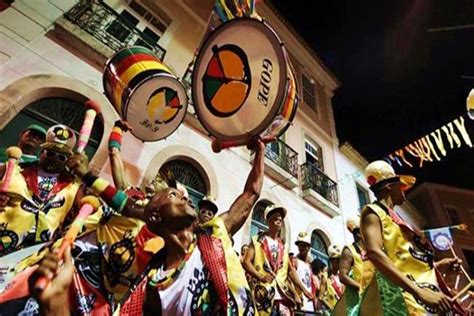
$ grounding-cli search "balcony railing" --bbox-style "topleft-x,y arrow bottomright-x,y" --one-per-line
265,139 -> 298,178
301,162 -> 339,206
64,0 -> 166,60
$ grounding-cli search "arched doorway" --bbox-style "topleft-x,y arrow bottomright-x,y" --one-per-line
0,97 -> 104,158
310,230 -> 329,263
159,159 -> 207,207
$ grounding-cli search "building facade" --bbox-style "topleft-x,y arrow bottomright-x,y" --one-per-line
0,0 -> 353,262
408,183 -> 474,280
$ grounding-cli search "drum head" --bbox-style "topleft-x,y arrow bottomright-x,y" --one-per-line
124,74 -> 188,142
193,18 -> 288,141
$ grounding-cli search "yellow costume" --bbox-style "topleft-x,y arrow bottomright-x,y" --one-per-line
360,202 -> 439,315
250,233 -> 296,315
0,164 -> 80,256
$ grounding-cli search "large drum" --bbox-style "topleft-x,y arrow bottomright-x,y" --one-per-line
192,18 -> 298,142
103,46 -> 188,142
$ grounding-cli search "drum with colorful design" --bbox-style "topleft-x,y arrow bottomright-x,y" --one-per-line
192,18 -> 299,142
103,46 -> 188,142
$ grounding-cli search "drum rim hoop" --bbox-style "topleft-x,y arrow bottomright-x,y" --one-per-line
192,17 -> 289,141
124,72 -> 189,142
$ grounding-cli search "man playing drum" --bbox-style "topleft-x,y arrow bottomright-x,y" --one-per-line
359,160 -> 463,315
30,138 -> 266,315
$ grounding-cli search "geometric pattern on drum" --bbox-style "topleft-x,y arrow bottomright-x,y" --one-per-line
203,44 -> 251,117
146,87 -> 183,124
159,159 -> 207,195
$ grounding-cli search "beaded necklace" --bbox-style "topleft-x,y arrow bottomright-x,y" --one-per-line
148,241 -> 196,290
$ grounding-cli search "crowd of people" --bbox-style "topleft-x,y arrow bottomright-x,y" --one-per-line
0,121 -> 469,315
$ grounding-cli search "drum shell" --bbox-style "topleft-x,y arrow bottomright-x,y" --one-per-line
103,47 -> 188,142
192,18 -> 298,142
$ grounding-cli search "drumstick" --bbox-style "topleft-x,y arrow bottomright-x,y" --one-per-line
76,100 -> 101,154
211,136 -> 276,153
452,280 -> 474,301
33,195 -> 100,292
0,147 -> 22,192
449,245 -> 471,281
454,273 -> 461,290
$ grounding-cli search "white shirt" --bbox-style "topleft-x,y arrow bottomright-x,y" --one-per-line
264,236 -> 282,300
295,258 -> 314,312
152,246 -> 217,315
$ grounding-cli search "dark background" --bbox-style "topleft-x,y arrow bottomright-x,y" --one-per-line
272,0 -> 474,189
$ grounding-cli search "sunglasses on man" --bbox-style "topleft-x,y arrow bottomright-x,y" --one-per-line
45,150 -> 69,162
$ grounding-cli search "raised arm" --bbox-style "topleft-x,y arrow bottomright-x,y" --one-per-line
361,210 -> 453,313
339,247 -> 359,291
108,120 -> 131,190
219,139 -> 265,236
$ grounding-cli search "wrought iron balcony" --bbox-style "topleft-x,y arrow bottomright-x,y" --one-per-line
301,162 -> 339,207
64,0 -> 166,60
265,139 -> 298,178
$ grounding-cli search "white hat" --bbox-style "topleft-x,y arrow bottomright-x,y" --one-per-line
346,216 -> 360,233
295,232 -> 311,246
328,244 -> 342,259
264,205 -> 287,220
365,160 -> 415,193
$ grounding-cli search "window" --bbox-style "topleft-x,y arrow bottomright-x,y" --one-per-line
302,74 -> 317,110
249,200 -> 286,239
445,207 -> 461,225
250,201 -> 270,238
106,10 -> 139,42
0,97 -> 104,159
159,160 -> 207,207
462,249 -> 474,275
310,230 -> 329,264
305,138 -> 324,170
356,184 -> 370,211
135,27 -> 160,49
129,0 -> 169,34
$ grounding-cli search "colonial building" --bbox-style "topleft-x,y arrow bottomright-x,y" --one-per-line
0,0 -> 354,262
408,183 -> 474,279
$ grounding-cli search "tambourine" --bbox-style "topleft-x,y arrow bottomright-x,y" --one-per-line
103,46 -> 188,142
192,18 -> 299,152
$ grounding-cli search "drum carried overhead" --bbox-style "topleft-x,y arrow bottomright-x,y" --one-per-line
192,18 -> 298,144
103,46 -> 188,142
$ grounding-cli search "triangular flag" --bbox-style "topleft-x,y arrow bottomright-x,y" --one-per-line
428,227 -> 453,251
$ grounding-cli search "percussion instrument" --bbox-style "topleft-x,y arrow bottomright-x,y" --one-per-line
0,243 -> 46,292
192,18 -> 298,149
103,46 -> 188,142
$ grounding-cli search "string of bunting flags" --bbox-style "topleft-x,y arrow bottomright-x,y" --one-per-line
384,89 -> 474,169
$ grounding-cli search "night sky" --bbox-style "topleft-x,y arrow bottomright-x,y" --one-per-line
272,0 -> 474,189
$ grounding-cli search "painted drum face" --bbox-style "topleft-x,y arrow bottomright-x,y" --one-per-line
103,46 -> 188,142
193,18 -> 298,141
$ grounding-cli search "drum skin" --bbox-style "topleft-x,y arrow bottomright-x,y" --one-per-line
192,18 -> 298,142
103,46 -> 188,142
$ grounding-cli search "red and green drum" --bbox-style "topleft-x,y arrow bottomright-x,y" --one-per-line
103,46 -> 188,142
